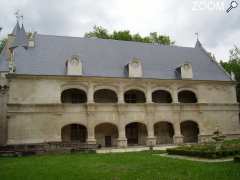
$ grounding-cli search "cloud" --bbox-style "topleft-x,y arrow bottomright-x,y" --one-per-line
0,0 -> 239,61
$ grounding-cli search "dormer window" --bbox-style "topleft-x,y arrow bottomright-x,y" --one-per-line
66,55 -> 82,76
176,63 -> 193,79
128,58 -> 143,78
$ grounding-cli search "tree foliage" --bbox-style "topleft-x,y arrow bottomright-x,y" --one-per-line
0,38 -> 6,54
220,45 -> 240,102
85,26 -> 175,45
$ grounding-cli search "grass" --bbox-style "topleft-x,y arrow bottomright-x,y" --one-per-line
0,152 -> 240,180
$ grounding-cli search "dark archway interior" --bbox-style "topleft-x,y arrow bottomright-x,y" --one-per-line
152,90 -> 172,103
178,90 -> 197,103
61,124 -> 87,143
124,90 -> 146,103
94,89 -> 118,103
180,121 -> 199,143
61,89 -> 87,103
125,122 -> 147,145
154,122 -> 174,144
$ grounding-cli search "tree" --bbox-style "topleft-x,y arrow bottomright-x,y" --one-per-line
85,26 -> 175,45
0,39 -> 6,54
220,45 -> 240,102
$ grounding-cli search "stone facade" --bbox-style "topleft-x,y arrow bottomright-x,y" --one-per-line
1,74 -> 239,148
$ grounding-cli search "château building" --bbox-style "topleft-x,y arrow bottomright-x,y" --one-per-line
0,22 -> 239,149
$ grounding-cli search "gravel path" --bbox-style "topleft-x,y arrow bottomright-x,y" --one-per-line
155,153 -> 233,162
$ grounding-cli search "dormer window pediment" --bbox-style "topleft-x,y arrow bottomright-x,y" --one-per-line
128,58 -> 143,78
178,62 -> 193,79
66,55 -> 82,76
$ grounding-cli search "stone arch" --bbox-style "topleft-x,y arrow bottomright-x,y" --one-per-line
95,123 -> 118,147
61,84 -> 88,93
61,88 -> 87,103
152,90 -> 172,103
178,90 -> 197,103
61,123 -> 87,143
124,89 -> 146,103
94,89 -> 118,103
154,121 -> 174,144
180,120 -> 199,143
125,122 -> 148,145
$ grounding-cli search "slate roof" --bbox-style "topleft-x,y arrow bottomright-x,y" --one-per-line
0,24 -> 232,81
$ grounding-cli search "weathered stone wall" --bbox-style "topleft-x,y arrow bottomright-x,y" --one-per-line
0,73 -> 8,145
4,75 -> 240,146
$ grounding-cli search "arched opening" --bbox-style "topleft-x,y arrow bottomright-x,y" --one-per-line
94,89 -> 118,103
61,89 -> 87,103
61,124 -> 87,143
124,90 -> 146,103
152,90 -> 172,103
180,121 -> 199,143
125,122 -> 147,146
95,123 -> 118,147
154,122 -> 174,144
178,90 -> 197,103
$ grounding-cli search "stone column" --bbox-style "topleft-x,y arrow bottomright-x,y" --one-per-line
173,123 -> 183,144
86,124 -> 96,145
117,108 -> 127,148
145,105 -> 156,146
146,123 -> 156,146
118,85 -> 124,104
86,105 -> 96,146
172,89 -> 179,103
146,85 -> 152,103
117,127 -> 127,148
87,83 -> 94,103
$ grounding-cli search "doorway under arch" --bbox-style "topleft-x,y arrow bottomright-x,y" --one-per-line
95,123 -> 118,147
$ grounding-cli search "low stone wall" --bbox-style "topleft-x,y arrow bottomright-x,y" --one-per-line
0,142 -> 97,156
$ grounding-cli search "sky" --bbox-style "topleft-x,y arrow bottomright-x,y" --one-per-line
0,0 -> 239,61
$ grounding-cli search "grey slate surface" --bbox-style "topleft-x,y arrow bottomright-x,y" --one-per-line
0,34 -> 231,81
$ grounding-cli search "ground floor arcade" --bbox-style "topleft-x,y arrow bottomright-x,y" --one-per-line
61,121 -> 200,148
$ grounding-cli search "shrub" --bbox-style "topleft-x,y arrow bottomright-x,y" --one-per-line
166,140 -> 240,159
234,155 -> 240,163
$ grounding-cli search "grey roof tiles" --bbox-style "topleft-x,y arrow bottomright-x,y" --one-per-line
0,28 -> 232,81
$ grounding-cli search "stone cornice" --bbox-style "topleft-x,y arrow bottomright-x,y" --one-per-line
6,74 -> 237,85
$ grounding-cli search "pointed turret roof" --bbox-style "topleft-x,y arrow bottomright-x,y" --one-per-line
11,21 -> 20,36
9,22 -> 28,49
20,24 -> 28,49
195,39 -> 202,48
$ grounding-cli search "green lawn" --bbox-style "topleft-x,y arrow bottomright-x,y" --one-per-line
0,152 -> 239,180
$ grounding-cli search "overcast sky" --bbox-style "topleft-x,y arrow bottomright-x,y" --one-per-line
0,0 -> 239,61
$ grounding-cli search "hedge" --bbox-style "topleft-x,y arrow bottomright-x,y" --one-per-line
167,148 -> 240,159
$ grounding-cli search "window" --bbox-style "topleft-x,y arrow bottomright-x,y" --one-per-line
61,89 -> 87,103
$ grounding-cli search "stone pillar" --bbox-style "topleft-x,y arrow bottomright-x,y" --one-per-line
118,85 -> 124,104
146,123 -> 156,146
87,83 -> 94,103
117,104 -> 127,148
86,124 -> 96,145
146,86 -> 152,103
86,105 -> 96,146
172,90 -> 179,103
117,123 -> 127,148
173,123 -> 183,144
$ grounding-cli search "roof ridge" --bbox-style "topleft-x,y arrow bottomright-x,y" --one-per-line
37,33 -> 195,49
